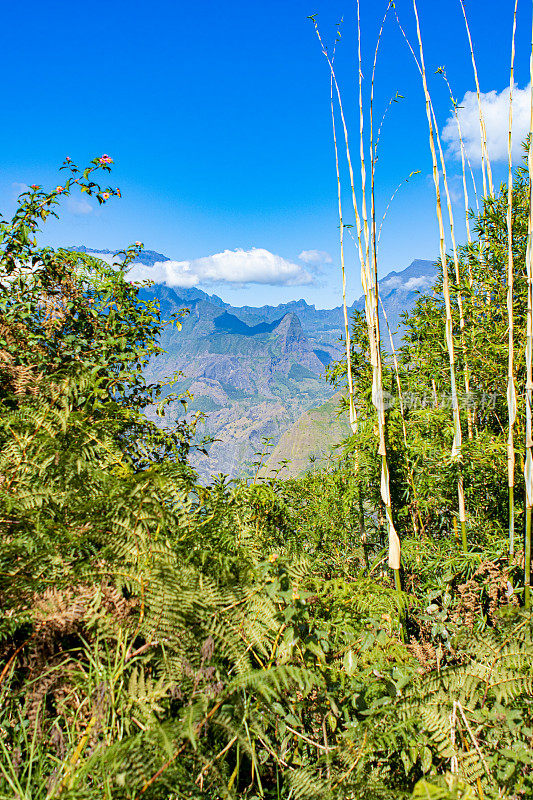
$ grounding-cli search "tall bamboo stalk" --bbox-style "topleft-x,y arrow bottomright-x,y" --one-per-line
524,6 -> 533,610
310,17 -> 400,587
438,67 -> 478,260
311,9 -> 401,586
458,0 -> 493,198
506,1 -> 519,560
379,296 -> 424,536
395,20 -> 473,448
437,62 -> 485,359
330,72 -> 357,435
345,213 -> 425,538
428,109 -> 473,441
309,22 -> 367,318
363,0 -> 402,584
330,63 -> 370,568
412,0 -> 466,553
458,0 -> 494,323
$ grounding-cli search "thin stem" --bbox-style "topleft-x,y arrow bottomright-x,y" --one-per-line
411,0 -> 465,549
524,3 -> 533,607
311,16 -> 375,582
331,71 -> 357,434
458,0 -> 493,197
458,475 -> 467,554
380,295 -> 424,536
312,9 -> 400,581
377,171 -> 421,247
393,567 -> 405,644
430,101 -> 473,440
438,67 -> 479,246
507,0 -> 519,558
365,0 -> 402,584
526,508 -> 532,609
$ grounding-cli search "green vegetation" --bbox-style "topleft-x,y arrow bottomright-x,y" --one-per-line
219,382 -> 251,401
191,396 -> 223,413
1,148 -> 533,800
260,392 -> 351,478
287,364 -> 319,382
2,4 -> 533,795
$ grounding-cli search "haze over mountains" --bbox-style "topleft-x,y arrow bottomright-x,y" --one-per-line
74,246 -> 436,479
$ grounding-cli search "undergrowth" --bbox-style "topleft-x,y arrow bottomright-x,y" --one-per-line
1,145 -> 533,800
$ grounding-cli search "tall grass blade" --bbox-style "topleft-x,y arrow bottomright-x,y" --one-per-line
431,105 -> 473,441
438,68 -> 479,247
380,296 -> 424,536
312,10 -> 401,582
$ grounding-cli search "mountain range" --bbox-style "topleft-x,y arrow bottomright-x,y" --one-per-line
138,288 -> 338,479
73,246 -> 436,479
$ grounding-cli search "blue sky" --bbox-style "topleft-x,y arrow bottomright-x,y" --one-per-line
1,0 -> 530,308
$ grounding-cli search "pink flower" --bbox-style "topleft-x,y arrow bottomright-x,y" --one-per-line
116,188 -> 121,198
65,156 -> 71,162
135,241 -> 142,246
102,192 -> 110,200
56,186 -> 64,193
99,154 -> 113,165
30,184 -> 40,190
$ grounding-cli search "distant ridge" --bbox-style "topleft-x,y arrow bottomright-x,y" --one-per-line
67,245 -> 171,267
67,247 -> 437,479
68,246 -> 437,351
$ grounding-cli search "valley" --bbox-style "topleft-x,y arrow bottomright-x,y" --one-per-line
77,247 -> 436,480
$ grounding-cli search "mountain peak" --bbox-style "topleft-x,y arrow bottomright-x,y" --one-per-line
272,312 -> 306,352
67,245 -> 170,267
273,311 -> 301,332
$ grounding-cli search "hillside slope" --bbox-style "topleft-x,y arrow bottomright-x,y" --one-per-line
260,392 -> 351,478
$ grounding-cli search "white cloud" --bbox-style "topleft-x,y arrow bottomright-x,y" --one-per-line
404,275 -> 433,291
129,260 -> 199,287
128,247 -> 313,288
381,277 -> 401,289
67,197 -> 93,215
298,249 -> 332,264
442,83 -> 531,164
381,275 -> 433,291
